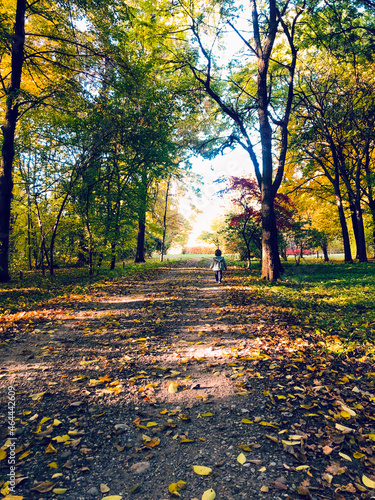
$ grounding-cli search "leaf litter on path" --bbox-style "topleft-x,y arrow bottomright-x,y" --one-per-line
0,260 -> 374,499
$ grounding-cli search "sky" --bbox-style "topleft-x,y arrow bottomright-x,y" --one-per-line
184,146 -> 253,246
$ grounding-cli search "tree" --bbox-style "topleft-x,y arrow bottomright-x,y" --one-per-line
164,0 -> 306,279
0,0 -> 105,280
221,176 -> 294,268
290,60 -> 375,262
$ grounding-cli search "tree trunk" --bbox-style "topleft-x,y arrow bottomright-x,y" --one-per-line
135,214 -> 146,263
135,171 -> 147,264
322,242 -> 329,262
0,0 -> 26,282
261,188 -> 281,279
160,179 -> 170,263
110,242 -> 116,270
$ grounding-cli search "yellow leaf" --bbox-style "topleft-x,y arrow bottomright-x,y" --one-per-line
40,417 -> 51,424
45,443 -> 57,453
238,444 -> 251,451
168,381 -> 179,393
367,434 -> 375,441
237,453 -> 246,465
47,462 -> 58,468
1,483 -> 9,496
241,419 -> 253,424
362,475 -> 375,489
100,484 -> 110,493
102,496 -> 123,500
180,439 -> 194,443
260,486 -> 269,492
296,465 -> 310,471
30,392 -> 45,401
146,422 -> 158,427
2,496 -> 24,500
353,452 -> 365,459
259,421 -> 279,428
53,489 -> 68,494
202,488 -> 216,500
52,435 -> 70,443
259,466 -> 267,472
18,450 -> 30,460
201,413 -> 212,417
339,452 -> 352,462
168,481 -> 186,496
52,473 -> 63,478
144,437 -> 160,448
53,419 -> 62,426
0,449 -> 6,461
192,465 -> 212,475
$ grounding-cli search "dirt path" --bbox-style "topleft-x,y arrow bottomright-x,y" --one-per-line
0,261 -> 374,500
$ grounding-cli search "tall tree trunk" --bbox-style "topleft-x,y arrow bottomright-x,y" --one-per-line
340,171 -> 367,262
0,0 -> 26,282
135,214 -> 146,263
110,242 -> 116,270
322,241 -> 329,262
135,171 -> 147,263
160,179 -> 170,263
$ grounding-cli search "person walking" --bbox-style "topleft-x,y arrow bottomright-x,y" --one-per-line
210,249 -> 227,284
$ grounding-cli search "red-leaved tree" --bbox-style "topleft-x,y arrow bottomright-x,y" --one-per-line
224,177 -> 294,267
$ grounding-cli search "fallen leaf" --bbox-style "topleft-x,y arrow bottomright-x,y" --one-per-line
53,488 -> 68,494
362,474 -> 375,489
45,443 -> 57,453
202,488 -> 216,500
168,381 -> 179,393
100,484 -> 110,493
237,453 -> 246,465
31,481 -> 55,493
193,465 -> 212,475
322,445 -> 333,455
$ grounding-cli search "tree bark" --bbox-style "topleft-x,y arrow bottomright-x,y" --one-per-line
135,214 -> 146,263
110,242 -> 116,270
160,178 -> 170,263
135,171 -> 147,263
322,242 -> 329,262
0,0 -> 26,281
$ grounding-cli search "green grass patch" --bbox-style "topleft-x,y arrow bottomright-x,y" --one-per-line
231,259 -> 375,355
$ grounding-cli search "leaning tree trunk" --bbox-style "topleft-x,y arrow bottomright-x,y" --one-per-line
322,242 -> 329,262
0,0 -> 26,282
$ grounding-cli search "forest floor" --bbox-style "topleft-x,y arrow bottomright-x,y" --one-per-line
0,259 -> 374,500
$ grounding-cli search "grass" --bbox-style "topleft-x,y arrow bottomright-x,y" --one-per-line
229,259 -> 375,357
